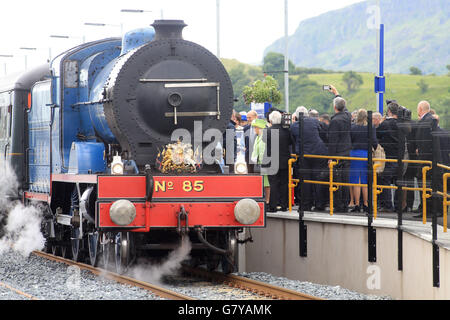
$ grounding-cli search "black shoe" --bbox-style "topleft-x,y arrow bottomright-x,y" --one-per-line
267,207 -> 278,213
362,205 -> 369,213
280,207 -> 288,212
350,205 -> 361,213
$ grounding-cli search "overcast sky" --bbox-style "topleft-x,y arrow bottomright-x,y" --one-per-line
0,0 -> 364,74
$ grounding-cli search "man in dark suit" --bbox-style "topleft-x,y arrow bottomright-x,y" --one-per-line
264,111 -> 293,212
376,102 -> 400,211
291,107 -> 329,211
412,101 -> 441,218
414,101 -> 439,162
326,86 -> 352,212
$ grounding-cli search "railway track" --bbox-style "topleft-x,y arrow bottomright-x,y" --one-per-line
0,281 -> 39,300
181,266 -> 322,300
32,251 -> 321,300
32,251 -> 193,300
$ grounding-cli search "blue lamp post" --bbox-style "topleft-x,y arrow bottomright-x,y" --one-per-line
375,24 -> 385,114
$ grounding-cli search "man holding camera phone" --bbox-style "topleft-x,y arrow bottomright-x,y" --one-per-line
324,85 -> 352,212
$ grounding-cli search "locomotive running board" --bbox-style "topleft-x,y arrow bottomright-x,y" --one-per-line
139,78 -> 208,83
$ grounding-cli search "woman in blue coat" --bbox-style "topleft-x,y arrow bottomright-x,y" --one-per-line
349,109 -> 378,213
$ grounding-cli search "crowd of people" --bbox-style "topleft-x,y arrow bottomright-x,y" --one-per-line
226,85 -> 450,217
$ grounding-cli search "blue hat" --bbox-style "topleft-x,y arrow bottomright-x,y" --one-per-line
241,115 -> 247,121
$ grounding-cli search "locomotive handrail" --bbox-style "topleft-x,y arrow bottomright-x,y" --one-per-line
139,78 -> 208,83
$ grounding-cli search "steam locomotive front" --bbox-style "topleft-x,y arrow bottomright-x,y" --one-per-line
88,20 -> 234,168
78,21 -> 264,273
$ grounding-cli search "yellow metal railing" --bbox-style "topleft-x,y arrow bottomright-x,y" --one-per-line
437,163 -> 450,233
288,154 -> 433,222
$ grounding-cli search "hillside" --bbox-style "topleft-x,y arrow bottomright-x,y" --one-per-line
222,58 -> 450,128
265,0 -> 450,75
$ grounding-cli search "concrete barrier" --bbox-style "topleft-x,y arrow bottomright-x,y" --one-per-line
244,211 -> 450,299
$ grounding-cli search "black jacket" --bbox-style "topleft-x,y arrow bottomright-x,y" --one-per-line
376,117 -> 399,159
264,124 -> 293,171
328,110 -> 352,156
414,112 -> 439,161
319,122 -> 329,144
291,117 -> 328,156
351,124 -> 378,151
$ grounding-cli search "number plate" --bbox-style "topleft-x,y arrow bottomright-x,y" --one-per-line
152,176 -> 263,199
97,175 -> 263,199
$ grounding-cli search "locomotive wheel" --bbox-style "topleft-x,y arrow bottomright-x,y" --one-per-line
115,232 -> 134,274
71,228 -> 85,262
221,231 -> 238,274
99,232 -> 113,270
51,244 -> 60,256
88,232 -> 99,267
61,243 -> 72,259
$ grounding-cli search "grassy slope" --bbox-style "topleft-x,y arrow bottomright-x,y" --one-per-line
221,58 -> 261,75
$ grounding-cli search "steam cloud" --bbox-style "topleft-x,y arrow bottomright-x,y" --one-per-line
129,235 -> 192,285
0,161 -> 45,257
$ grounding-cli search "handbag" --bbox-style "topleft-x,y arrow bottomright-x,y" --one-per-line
373,145 -> 386,174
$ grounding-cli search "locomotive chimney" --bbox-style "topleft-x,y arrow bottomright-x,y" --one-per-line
151,20 -> 187,40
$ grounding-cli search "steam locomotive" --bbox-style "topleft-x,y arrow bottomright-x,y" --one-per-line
0,20 -> 265,273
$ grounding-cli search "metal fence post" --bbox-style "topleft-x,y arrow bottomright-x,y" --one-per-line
431,128 -> 440,287
367,111 -> 376,262
397,122 -> 405,271
298,113 -> 307,257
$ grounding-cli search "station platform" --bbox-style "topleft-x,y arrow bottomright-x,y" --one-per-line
242,207 -> 450,299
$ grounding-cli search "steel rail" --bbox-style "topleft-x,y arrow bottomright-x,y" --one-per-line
182,266 -> 322,300
33,251 -> 195,300
0,281 -> 39,300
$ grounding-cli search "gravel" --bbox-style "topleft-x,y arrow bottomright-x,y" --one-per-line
235,272 -> 393,300
0,250 -> 163,300
158,268 -> 392,300
0,249 -> 392,300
